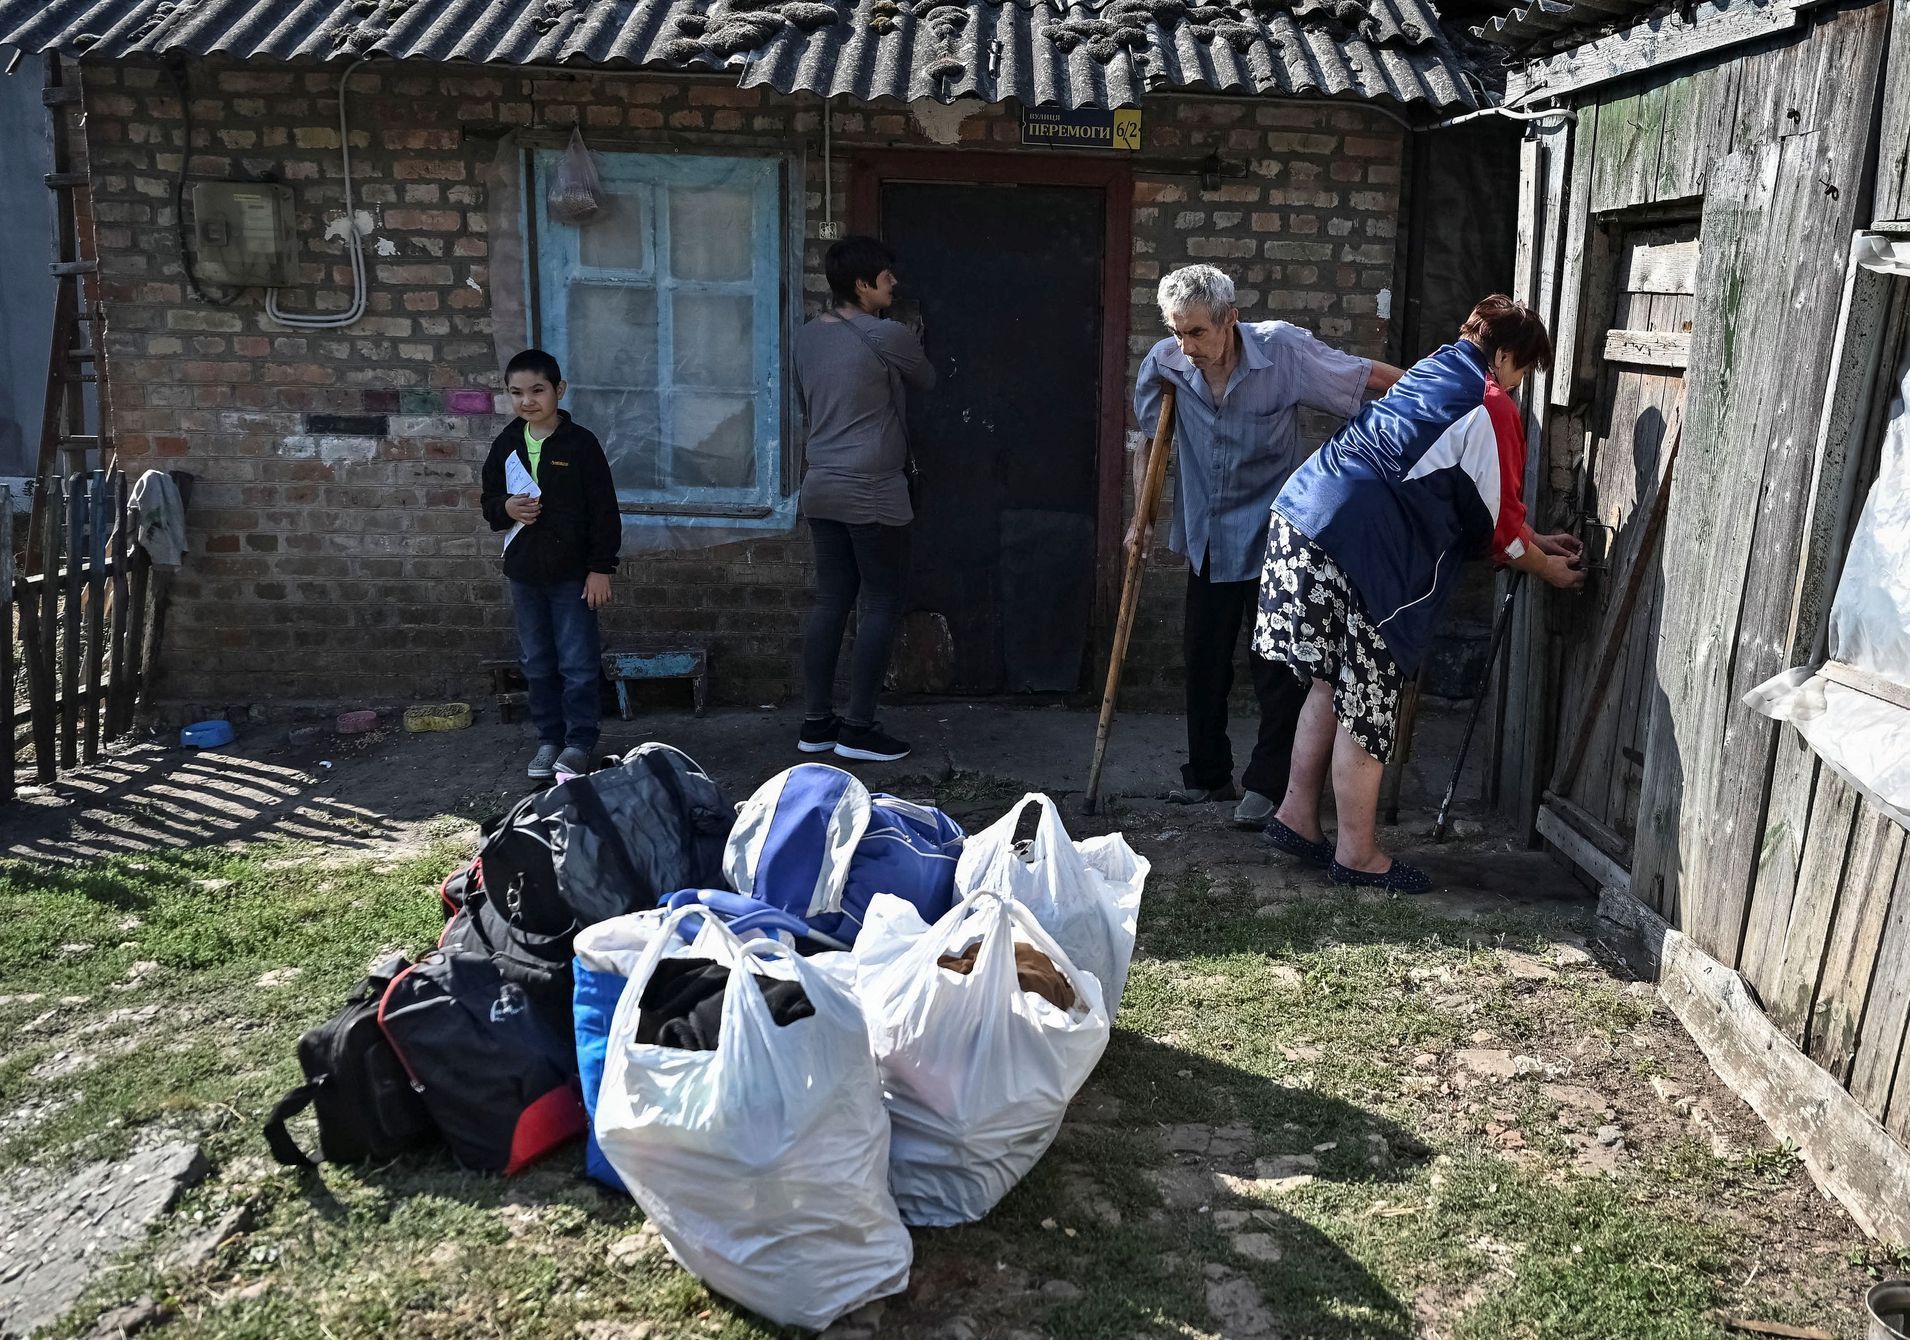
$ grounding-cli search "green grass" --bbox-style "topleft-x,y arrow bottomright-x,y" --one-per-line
0,844 -> 1869,1339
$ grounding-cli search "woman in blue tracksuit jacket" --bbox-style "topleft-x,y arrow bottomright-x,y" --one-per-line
1252,296 -> 1587,893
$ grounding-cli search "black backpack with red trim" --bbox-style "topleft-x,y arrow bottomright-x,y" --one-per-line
376,947 -> 586,1175
262,954 -> 440,1169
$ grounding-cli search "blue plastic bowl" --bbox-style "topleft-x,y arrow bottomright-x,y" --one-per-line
179,719 -> 235,749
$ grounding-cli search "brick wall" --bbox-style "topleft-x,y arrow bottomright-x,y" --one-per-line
77,58 -> 1402,713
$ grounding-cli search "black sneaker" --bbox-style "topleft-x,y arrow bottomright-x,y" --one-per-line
798,715 -> 841,754
834,723 -> 910,763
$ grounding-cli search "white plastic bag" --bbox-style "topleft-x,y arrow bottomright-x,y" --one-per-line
855,891 -> 1110,1226
954,794 -> 1148,1013
546,127 -> 604,225
594,906 -> 910,1331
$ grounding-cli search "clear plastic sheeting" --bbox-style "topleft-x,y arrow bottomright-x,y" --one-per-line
534,149 -> 798,553
1747,289 -> 1910,830
1854,233 -> 1910,279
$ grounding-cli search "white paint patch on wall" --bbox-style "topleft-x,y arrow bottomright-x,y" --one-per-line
323,209 -> 376,243
278,434 -> 380,464
1376,288 -> 1393,320
909,97 -> 986,146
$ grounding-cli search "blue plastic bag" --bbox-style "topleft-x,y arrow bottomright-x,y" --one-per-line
572,953 -> 631,1193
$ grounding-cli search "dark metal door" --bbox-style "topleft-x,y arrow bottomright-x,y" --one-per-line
880,182 -> 1104,693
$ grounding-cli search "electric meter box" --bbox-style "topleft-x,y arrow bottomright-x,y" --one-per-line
190,181 -> 297,287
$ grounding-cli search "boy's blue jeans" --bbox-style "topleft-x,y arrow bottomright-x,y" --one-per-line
509,578 -> 602,752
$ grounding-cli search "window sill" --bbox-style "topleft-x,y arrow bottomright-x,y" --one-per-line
618,501 -> 776,520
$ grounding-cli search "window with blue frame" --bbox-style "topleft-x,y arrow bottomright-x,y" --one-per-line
533,151 -> 784,516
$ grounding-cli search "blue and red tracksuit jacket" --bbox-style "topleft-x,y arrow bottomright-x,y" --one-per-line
1272,338 -> 1528,677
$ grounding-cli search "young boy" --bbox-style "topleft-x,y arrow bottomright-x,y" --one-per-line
480,350 -> 620,781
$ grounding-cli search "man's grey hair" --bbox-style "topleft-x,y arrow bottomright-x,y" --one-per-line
1157,265 -> 1236,324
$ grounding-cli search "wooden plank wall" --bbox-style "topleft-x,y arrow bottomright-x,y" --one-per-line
1739,757 -> 1910,1143
1630,0 -> 1891,953
1873,0 -> 1910,225
1497,0 -> 1890,892
1510,0 -> 1910,1148
1495,121 -> 1572,836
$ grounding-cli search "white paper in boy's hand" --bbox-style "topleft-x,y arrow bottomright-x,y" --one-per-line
503,451 -> 541,551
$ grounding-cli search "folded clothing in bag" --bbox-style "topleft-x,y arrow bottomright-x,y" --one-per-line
636,958 -> 815,1051
936,940 -> 1077,1013
854,892 -> 1110,1227
954,794 -> 1148,1013
595,907 -> 912,1330
572,899 -> 819,1195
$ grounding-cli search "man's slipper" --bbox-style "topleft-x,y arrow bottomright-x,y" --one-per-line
1261,819 -> 1333,867
1327,859 -> 1432,894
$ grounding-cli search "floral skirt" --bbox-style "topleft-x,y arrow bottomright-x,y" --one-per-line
1251,512 -> 1404,761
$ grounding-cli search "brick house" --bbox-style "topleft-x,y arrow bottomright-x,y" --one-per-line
0,0 -> 1502,714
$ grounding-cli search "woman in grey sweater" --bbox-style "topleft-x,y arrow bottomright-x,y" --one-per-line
792,235 -> 935,763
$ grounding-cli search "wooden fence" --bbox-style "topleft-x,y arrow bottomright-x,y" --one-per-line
4,469 -> 177,803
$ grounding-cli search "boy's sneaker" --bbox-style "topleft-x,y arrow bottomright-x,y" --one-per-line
798,715 -> 841,754
834,723 -> 910,763
527,743 -> 560,781
554,747 -> 591,780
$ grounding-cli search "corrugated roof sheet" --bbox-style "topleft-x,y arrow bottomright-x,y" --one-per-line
1468,0 -> 1659,47
0,0 -> 1478,109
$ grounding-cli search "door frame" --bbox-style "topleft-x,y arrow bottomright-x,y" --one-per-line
848,151 -> 1135,640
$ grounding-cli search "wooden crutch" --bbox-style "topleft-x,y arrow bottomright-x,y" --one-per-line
1084,385 -> 1177,815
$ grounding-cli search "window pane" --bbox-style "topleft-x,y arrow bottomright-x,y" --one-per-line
567,284 -> 658,387
670,393 -> 756,489
572,387 -> 663,493
672,293 -> 754,388
669,187 -> 754,281
578,189 -> 649,271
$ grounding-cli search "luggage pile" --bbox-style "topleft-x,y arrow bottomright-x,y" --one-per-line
265,745 -> 1149,1332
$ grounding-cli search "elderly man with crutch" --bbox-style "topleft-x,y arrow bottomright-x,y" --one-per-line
1126,266 -> 1403,825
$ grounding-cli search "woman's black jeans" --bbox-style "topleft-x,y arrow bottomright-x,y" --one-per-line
803,518 -> 910,729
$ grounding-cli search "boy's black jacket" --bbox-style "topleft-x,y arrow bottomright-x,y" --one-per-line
479,412 -> 621,584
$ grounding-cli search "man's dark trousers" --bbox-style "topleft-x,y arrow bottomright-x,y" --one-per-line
1182,558 -> 1307,795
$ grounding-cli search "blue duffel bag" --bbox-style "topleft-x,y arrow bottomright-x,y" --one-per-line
571,893 -> 819,1194
722,764 -> 965,946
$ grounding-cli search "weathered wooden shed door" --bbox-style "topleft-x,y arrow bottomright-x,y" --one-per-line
1543,221 -> 1697,874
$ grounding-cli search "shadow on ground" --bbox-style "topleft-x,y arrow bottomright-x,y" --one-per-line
1,749 -> 408,863
278,1031 -> 1421,1340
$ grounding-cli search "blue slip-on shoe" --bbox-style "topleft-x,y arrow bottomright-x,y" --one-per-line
1327,859 -> 1433,895
1261,818 -> 1334,867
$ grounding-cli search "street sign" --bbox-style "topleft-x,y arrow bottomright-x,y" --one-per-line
1020,107 -> 1142,151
